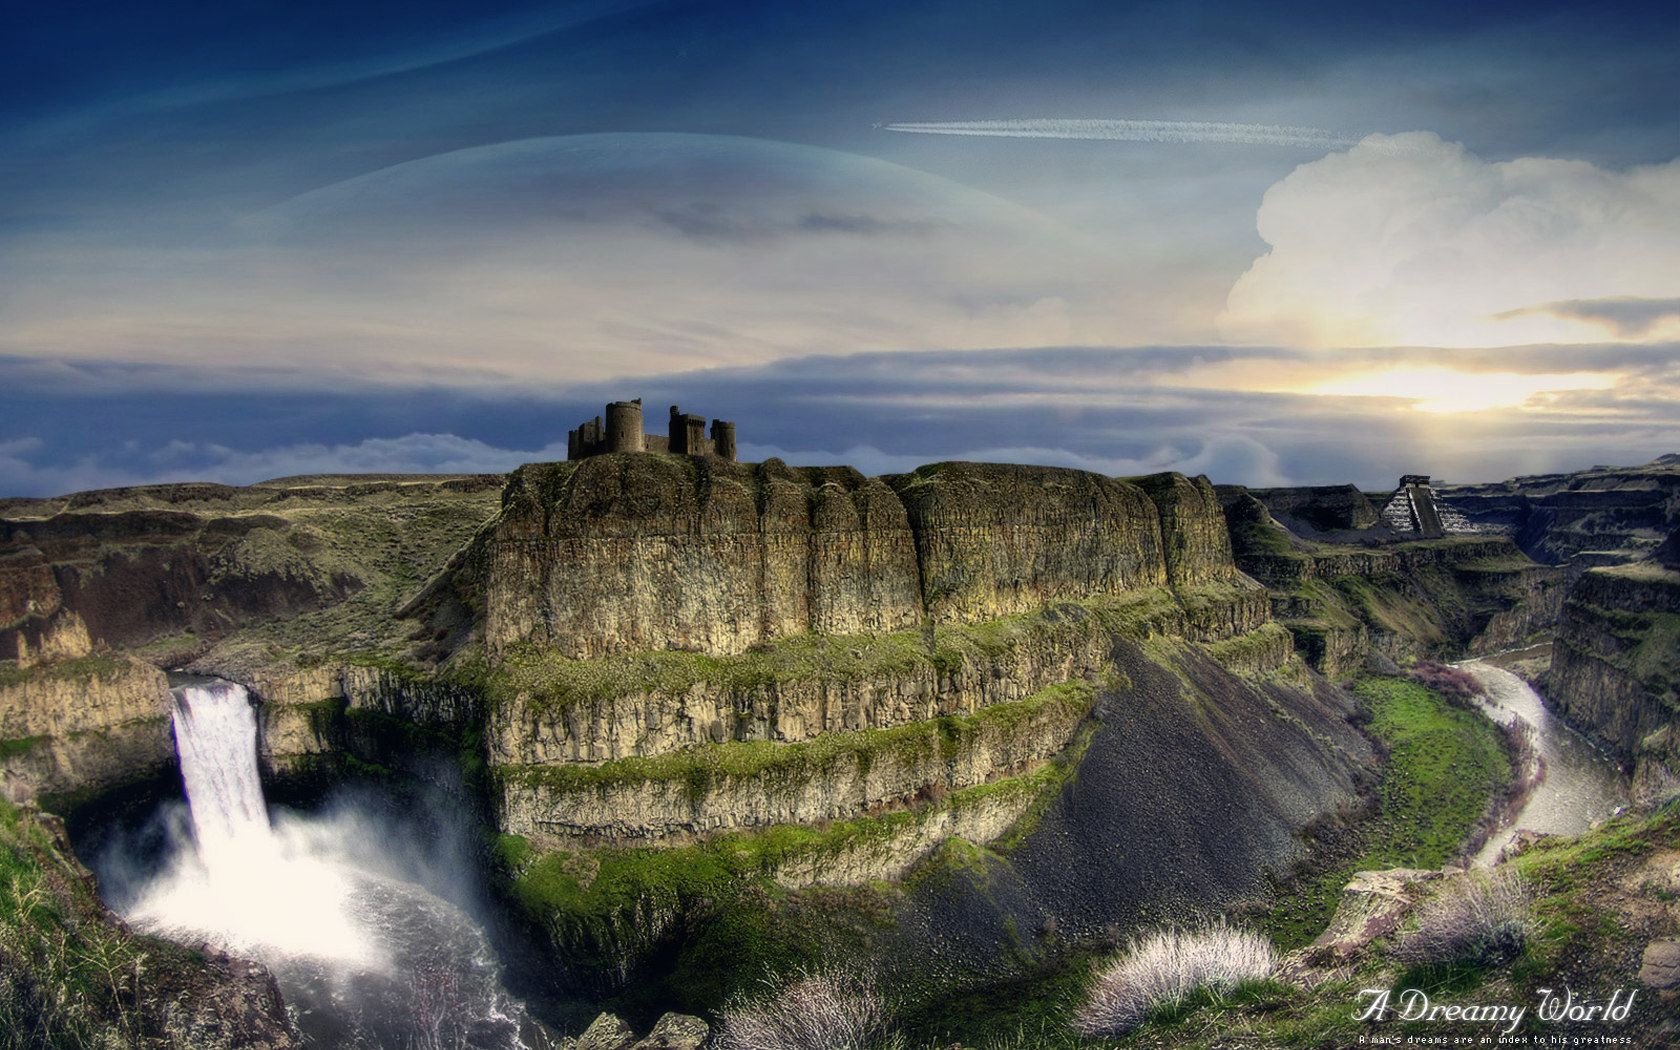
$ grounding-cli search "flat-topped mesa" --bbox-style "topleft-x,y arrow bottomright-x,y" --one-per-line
484,456 -> 1251,659
566,398 -> 737,461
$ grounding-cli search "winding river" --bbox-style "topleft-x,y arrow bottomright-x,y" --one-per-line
1459,659 -> 1629,866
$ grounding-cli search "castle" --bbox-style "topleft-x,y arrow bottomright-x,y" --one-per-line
567,399 -> 737,461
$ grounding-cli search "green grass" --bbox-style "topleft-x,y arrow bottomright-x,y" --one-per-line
495,748 -> 1088,1013
0,797 -> 147,1047
1261,677 -> 1511,951
0,736 -> 41,760
0,652 -> 129,689
494,681 -> 1094,800
485,584 -> 1257,721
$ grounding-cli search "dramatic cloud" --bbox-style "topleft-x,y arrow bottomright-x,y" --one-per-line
1498,297 -> 1680,338
1221,133 -> 1680,348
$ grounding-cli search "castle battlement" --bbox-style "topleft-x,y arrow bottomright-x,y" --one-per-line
566,399 -> 736,461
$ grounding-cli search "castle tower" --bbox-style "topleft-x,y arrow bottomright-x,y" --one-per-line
668,405 -> 706,454
711,419 -> 736,461
605,399 -> 645,453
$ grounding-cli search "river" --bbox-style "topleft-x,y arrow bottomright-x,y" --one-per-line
1459,659 -> 1629,867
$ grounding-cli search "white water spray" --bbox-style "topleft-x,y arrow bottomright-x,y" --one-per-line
109,681 -> 534,1047
132,681 -> 381,965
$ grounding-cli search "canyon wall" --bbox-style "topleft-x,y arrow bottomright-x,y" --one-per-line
484,457 -> 1242,659
1549,561 -> 1680,805
0,457 -> 1393,1008
0,656 -> 173,804
486,457 -> 924,659
1219,487 -> 1562,678
1438,455 -> 1680,565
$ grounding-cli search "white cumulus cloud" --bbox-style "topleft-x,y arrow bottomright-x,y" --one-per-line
1219,132 -> 1680,348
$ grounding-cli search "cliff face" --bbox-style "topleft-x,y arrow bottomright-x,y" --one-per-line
1246,484 -> 1380,535
484,459 -> 1245,660
1218,487 -> 1562,677
0,457 -> 1384,1021
887,464 -> 1169,623
1549,562 -> 1680,805
1438,455 -> 1680,565
486,457 -> 925,659
0,656 -> 174,804
496,681 -> 1093,845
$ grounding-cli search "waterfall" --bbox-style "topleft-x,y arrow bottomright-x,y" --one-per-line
108,678 -> 535,1048
130,679 -> 384,967
171,681 -> 270,862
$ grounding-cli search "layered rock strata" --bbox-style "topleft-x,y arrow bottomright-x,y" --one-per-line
0,656 -> 173,803
1219,488 -> 1562,677
495,682 -> 1094,844
485,582 -> 1269,766
1550,561 -> 1680,805
484,458 -> 1238,659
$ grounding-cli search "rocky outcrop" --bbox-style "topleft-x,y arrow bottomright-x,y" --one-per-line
484,459 -> 1244,660
485,582 -> 1271,765
889,463 -> 1169,623
563,1011 -> 708,1050
496,682 -> 1092,844
0,655 -> 174,803
1438,455 -> 1680,565
1247,484 -> 1380,535
1219,483 -> 1562,677
1133,472 -> 1238,586
1296,867 -> 1444,969
487,457 -> 925,659
1549,562 -> 1680,804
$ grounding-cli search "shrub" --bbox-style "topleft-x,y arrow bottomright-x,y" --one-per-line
714,966 -> 896,1050
1392,870 -> 1536,968
1072,920 -> 1278,1037
1408,662 -> 1485,704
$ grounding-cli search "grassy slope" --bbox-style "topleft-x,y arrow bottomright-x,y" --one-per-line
0,797 -> 266,1049
899,677 -> 1511,1049
1259,679 -> 1511,950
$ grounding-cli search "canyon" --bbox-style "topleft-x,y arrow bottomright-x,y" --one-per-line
1,453 -> 1675,1046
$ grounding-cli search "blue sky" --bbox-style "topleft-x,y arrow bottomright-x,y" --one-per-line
3,0 -> 1677,495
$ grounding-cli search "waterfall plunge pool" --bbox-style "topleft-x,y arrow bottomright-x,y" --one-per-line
81,679 -> 550,1049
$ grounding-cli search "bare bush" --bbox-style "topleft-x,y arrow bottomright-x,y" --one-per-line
1409,662 -> 1485,704
1072,920 -> 1278,1037
1393,870 -> 1536,968
714,966 -> 893,1050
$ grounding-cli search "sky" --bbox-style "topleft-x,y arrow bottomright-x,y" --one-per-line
3,0 -> 1678,495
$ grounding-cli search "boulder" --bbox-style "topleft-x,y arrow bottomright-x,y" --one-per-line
1639,938 -> 1680,991
632,1011 -> 711,1049
1301,867 -> 1443,968
576,1012 -> 637,1050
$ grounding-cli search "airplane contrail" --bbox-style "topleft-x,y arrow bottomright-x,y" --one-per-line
880,118 -> 1361,149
